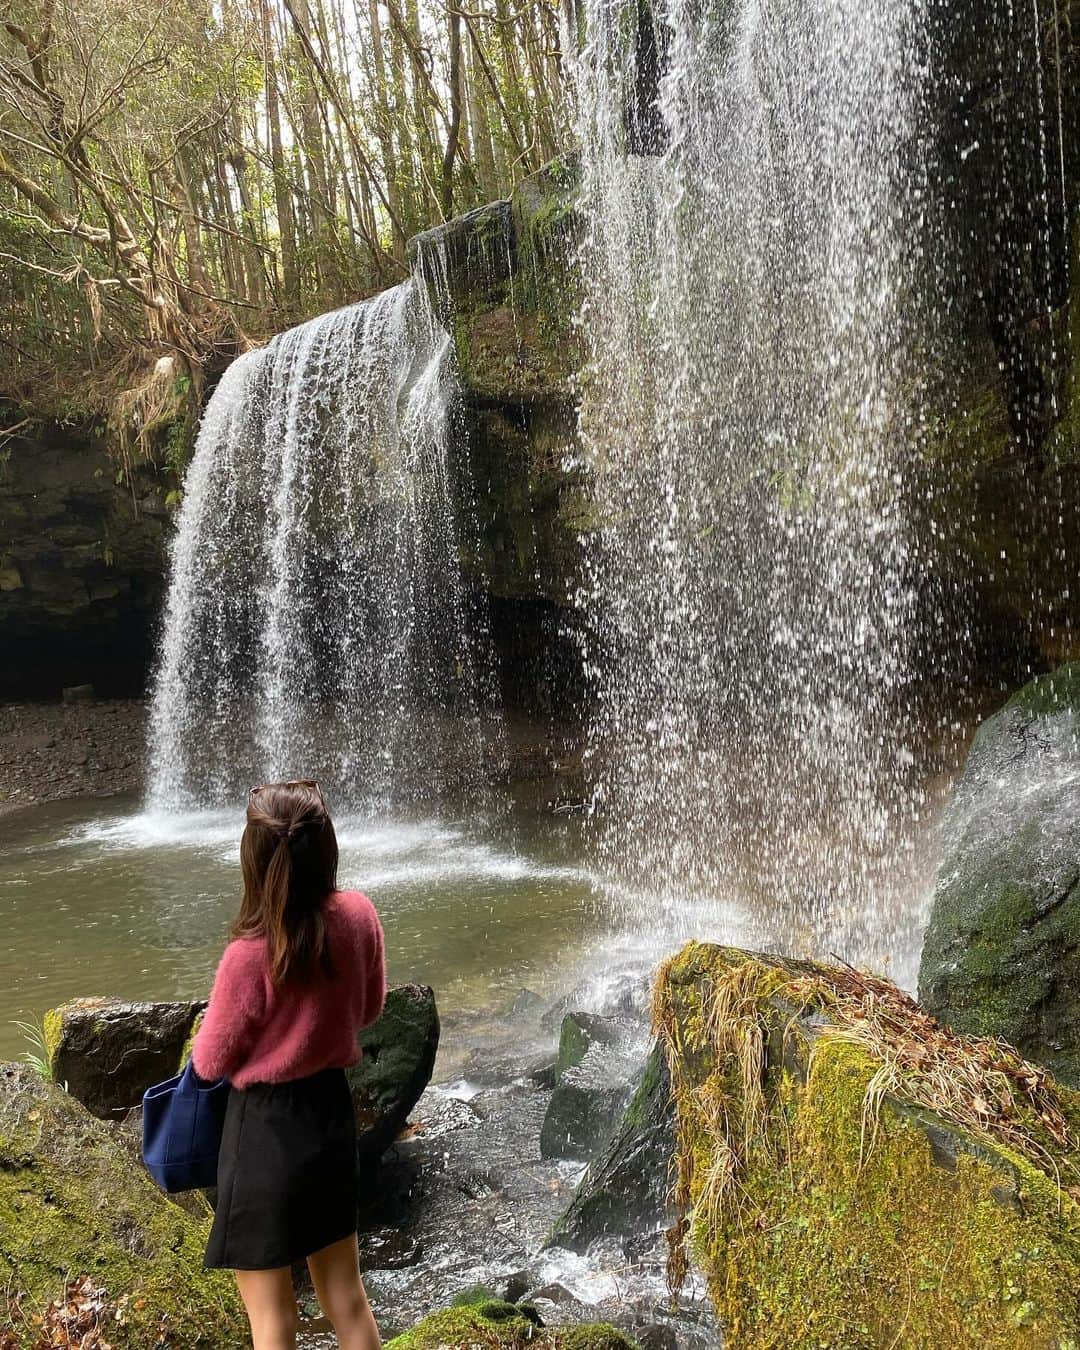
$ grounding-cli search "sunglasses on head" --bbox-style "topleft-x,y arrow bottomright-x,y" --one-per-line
248,778 -> 323,800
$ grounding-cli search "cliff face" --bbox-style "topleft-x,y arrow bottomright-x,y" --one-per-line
2,1 -> 1078,706
411,157 -> 591,717
423,0 -> 1080,686
915,0 -> 1080,671
0,417 -> 168,698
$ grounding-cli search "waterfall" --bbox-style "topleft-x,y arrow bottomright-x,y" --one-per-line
148,277 -> 495,811
573,0 -> 934,963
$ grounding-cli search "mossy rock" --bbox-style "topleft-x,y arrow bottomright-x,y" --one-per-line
918,664 -> 1080,1085
45,995 -> 206,1119
541,1014 -> 640,1162
348,983 -> 440,1162
0,1062 -> 245,1346
656,943 -> 1080,1348
410,158 -> 582,404
385,1300 -> 637,1349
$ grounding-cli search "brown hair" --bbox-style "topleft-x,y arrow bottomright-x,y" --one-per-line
233,779 -> 339,985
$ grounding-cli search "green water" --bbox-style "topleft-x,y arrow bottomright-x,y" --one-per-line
0,793 -> 612,1069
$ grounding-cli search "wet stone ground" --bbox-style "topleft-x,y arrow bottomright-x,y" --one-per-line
299,1007 -> 717,1348
0,699 -> 145,813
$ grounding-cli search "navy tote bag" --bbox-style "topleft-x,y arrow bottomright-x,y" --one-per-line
142,1060 -> 230,1192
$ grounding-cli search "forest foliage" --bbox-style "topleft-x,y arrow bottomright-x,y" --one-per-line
0,0 -> 579,431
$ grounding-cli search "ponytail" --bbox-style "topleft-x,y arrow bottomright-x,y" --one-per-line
233,781 -> 339,984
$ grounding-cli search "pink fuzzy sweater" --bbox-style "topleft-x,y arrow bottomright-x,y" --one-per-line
192,890 -> 386,1089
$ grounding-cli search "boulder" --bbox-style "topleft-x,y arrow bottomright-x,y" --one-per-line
0,1062 -> 246,1346
539,1076 -> 633,1163
540,1014 -> 640,1162
45,983 -> 439,1157
546,1042 -> 675,1253
918,664 -> 1080,1085
553,1012 -> 627,1080
44,996 -> 205,1119
656,942 -> 1080,1346
384,1298 -> 638,1349
350,983 -> 440,1162
60,683 -> 95,705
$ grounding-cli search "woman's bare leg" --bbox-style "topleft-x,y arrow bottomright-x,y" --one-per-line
233,1267 -> 299,1350
307,1233 -> 382,1350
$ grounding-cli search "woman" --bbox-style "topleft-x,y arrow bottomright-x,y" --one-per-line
192,779 -> 385,1350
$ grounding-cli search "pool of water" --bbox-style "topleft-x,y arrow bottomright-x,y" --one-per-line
0,792 -> 631,1066
1,731 -> 959,1070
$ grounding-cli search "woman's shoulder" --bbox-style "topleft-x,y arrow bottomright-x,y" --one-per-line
329,888 -> 378,921
329,885 -> 375,918
217,933 -> 268,975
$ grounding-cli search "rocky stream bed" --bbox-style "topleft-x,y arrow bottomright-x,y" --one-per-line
0,698 -> 145,815
3,667 -> 1080,1347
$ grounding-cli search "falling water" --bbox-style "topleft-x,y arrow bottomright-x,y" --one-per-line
573,0 -> 935,963
148,278 -> 495,810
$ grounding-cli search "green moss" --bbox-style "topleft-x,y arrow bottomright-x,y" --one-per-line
655,944 -> 1080,1348
450,1286 -> 507,1308
1001,661 -> 1080,719
556,1328 -> 638,1350
511,156 -> 582,374
422,158 -> 582,404
385,1305 -> 637,1350
179,1009 -> 205,1070
0,1065 -> 245,1346
622,1039 -> 664,1131
41,1008 -> 63,1079
555,1014 -> 593,1082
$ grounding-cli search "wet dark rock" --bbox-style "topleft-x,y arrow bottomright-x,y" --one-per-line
554,1013 -> 627,1081
61,683 -> 95,705
635,1326 -> 679,1350
355,1081 -> 578,1335
44,996 -> 205,1119
528,1055 -> 559,1089
919,665 -> 1080,1086
503,1271 -> 532,1303
349,984 -> 440,1161
547,1043 -> 675,1254
540,1014 -> 646,1161
361,1229 -> 424,1270
524,1282 -> 596,1328
540,1077 -> 632,1162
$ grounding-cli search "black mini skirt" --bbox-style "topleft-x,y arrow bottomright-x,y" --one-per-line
205,1067 -> 358,1270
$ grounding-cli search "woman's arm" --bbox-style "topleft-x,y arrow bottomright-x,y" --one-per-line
191,940 -> 268,1080
360,900 -> 387,1029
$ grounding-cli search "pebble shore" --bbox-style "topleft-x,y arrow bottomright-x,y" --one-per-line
0,699 -> 146,813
